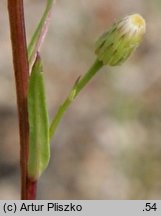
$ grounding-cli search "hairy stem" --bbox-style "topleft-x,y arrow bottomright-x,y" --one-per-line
8,0 -> 30,199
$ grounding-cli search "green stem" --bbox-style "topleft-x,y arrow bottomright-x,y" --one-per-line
28,0 -> 54,69
49,58 -> 103,140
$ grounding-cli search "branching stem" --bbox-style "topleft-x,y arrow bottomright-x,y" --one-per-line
49,59 -> 103,140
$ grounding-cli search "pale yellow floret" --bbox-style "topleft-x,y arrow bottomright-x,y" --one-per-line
119,14 -> 146,37
130,14 -> 145,27
95,13 -> 146,66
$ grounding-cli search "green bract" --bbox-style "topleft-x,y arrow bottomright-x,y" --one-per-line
95,14 -> 146,66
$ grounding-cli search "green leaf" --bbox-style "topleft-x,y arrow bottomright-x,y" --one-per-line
28,0 -> 55,71
28,54 -> 49,179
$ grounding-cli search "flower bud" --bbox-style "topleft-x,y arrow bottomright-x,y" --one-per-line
95,14 -> 146,66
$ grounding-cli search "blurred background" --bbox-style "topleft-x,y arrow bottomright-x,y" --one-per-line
0,0 -> 161,199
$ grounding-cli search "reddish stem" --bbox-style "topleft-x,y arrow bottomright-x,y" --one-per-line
26,177 -> 37,200
7,0 -> 35,199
